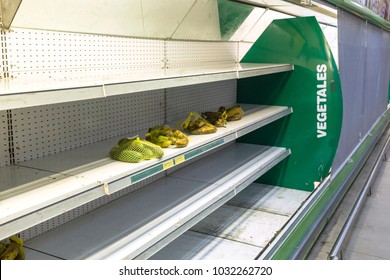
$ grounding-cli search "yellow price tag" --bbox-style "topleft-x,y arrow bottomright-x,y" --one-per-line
163,160 -> 174,170
175,155 -> 185,164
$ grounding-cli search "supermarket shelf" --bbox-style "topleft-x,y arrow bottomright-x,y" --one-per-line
0,63 -> 293,110
150,231 -> 262,260
150,183 -> 310,260
0,104 -> 292,240
24,143 -> 291,259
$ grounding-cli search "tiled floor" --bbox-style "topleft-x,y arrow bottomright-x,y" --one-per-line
308,127 -> 390,260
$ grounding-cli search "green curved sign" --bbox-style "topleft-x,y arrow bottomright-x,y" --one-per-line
238,17 -> 343,191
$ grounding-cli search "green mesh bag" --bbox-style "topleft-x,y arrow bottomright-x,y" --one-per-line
109,147 -> 144,163
109,136 -> 164,163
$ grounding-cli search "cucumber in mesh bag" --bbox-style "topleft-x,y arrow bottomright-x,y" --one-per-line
110,136 -> 164,163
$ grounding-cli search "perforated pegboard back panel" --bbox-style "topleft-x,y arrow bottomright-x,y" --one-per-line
166,80 -> 237,123
0,31 -> 6,79
11,90 -> 165,162
166,40 -> 238,68
5,28 -> 165,85
0,111 -> 10,167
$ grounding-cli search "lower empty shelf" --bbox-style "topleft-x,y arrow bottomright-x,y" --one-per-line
150,183 -> 310,260
24,143 -> 290,260
150,231 -> 261,260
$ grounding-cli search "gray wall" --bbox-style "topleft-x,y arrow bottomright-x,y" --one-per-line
332,10 -> 390,173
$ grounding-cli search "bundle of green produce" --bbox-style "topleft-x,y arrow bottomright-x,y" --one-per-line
201,110 -> 228,127
0,235 -> 25,260
145,125 -> 189,148
109,136 -> 164,163
180,112 -> 217,135
219,105 -> 245,121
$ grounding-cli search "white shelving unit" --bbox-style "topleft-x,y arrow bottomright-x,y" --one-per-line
0,63 -> 292,110
0,25 -> 296,259
0,104 -> 292,241
23,143 -> 290,259
0,0 -> 347,263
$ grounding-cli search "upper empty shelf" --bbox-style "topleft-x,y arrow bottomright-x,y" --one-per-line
0,104 -> 292,240
0,63 -> 293,110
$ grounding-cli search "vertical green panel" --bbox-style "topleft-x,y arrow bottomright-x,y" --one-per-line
217,0 -> 253,40
238,17 -> 343,191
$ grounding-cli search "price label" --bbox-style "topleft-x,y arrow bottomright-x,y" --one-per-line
175,155 -> 185,165
163,160 -> 174,170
